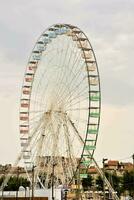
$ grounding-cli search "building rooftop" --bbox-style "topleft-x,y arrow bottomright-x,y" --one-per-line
107,160 -> 119,166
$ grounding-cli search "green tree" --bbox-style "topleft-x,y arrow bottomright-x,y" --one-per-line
0,176 -> 30,191
106,172 -> 122,196
81,174 -> 93,190
18,177 -> 30,189
96,175 -> 103,191
4,176 -> 18,191
96,172 -> 121,196
122,170 -> 134,197
0,176 -> 5,186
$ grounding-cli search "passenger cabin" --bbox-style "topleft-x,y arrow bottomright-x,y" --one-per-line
82,51 -> 92,59
54,24 -> 65,28
20,138 -> 28,147
88,124 -> 98,134
72,30 -> 81,34
77,41 -> 88,48
25,73 -> 34,82
90,91 -> 100,101
87,64 -> 96,72
66,31 -> 74,37
28,63 -> 37,72
37,41 -> 45,51
48,28 -> 56,31
90,107 -> 100,118
20,112 -> 29,121
68,25 -> 77,29
32,50 -> 41,61
89,75 -> 99,86
48,31 -> 57,38
86,62 -> 96,72
72,35 -> 79,41
60,27 -> 68,34
20,125 -> 29,134
23,151 -> 31,159
42,34 -> 51,44
81,160 -> 91,167
84,145 -> 96,151
55,28 -> 64,35
22,86 -> 31,95
21,99 -> 30,108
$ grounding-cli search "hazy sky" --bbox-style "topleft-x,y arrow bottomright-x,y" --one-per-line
0,0 -> 134,165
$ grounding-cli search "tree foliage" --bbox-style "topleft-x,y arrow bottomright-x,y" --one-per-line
122,170 -> 134,197
96,172 -> 121,195
96,175 -> 103,191
0,176 -> 30,191
81,174 -> 93,190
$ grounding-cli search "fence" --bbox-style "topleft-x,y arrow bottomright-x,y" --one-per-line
1,198 -> 48,200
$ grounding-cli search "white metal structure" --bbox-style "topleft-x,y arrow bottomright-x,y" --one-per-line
19,24 -> 101,188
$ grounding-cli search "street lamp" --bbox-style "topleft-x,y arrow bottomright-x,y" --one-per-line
52,162 -> 56,200
132,154 -> 134,198
132,154 -> 134,168
1,169 -> 6,200
31,165 -> 36,200
102,158 -> 108,200
16,166 -> 21,200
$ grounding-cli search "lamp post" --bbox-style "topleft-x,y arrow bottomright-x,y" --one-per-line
1,183 -> 7,200
52,162 -> 56,200
16,167 -> 21,200
132,154 -> 134,198
1,182 -> 4,200
31,165 -> 36,200
102,158 -> 108,200
1,169 -> 6,200
132,154 -> 134,168
1,183 -> 4,200
76,167 -> 80,200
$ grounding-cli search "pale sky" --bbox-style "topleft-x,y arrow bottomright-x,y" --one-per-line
0,0 -> 134,165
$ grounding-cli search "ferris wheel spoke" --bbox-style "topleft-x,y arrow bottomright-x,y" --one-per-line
28,113 -> 44,125
55,112 -> 77,181
20,112 -> 44,126
68,116 -> 88,124
62,118 -> 78,176
29,110 -> 46,113
20,114 -> 44,141
57,45 -> 84,97
56,47 -> 84,102
66,107 -> 89,112
31,72 -> 52,110
45,160 -> 52,188
55,41 -> 77,100
31,40 -> 66,110
30,99 -> 44,106
44,36 -> 67,100
63,87 -> 89,108
56,41 -> 81,98
57,75 -> 87,106
24,117 -> 46,152
29,129 -> 44,153
34,134 -> 47,185
65,96 -> 89,110
56,36 -> 72,82
56,61 -> 86,106
64,87 -> 88,106
28,118 -> 44,129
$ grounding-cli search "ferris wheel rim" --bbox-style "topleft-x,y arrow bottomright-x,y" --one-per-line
19,23 -> 101,187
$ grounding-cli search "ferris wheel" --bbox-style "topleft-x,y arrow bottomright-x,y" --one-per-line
19,24 -> 101,188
